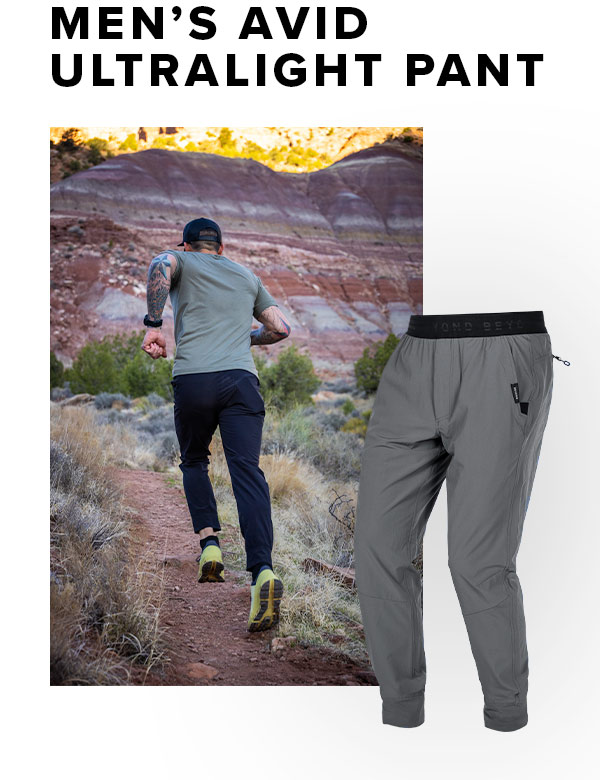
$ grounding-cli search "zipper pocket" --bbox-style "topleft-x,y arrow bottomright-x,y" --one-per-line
502,336 -> 519,382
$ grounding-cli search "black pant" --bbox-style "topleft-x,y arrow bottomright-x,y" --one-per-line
172,369 -> 273,572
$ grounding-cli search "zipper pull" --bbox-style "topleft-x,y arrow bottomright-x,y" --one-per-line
552,355 -> 571,366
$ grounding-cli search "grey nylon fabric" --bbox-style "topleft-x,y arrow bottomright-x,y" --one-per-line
355,331 -> 553,731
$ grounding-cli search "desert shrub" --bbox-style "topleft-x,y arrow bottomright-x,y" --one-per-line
87,147 -> 103,165
50,351 -> 64,389
354,333 -> 400,394
281,142 -> 332,171
341,398 -> 355,415
301,428 -> 362,481
138,129 -> 333,172
133,393 -> 166,414
254,345 -> 320,410
65,331 -> 174,399
87,137 -> 110,152
122,350 -> 173,398
96,408 -> 121,425
58,128 -> 82,151
305,408 -> 346,432
326,378 -> 356,395
145,392 -> 166,408
262,406 -> 362,482
65,339 -> 120,394
262,406 -> 314,454
151,135 -> 177,149
218,126 -> 235,151
341,416 -> 368,438
135,406 -> 175,437
242,140 -> 268,162
119,133 -> 138,151
51,385 -> 72,401
86,137 -> 110,164
156,431 -> 179,462
268,145 -> 287,163
94,392 -> 131,410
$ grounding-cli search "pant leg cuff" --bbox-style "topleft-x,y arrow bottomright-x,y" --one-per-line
484,707 -> 528,732
245,556 -> 273,573
193,521 -> 222,533
382,693 -> 425,728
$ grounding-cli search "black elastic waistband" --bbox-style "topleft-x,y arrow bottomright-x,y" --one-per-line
406,311 -> 547,339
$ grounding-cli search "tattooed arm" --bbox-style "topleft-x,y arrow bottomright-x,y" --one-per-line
141,252 -> 178,359
251,306 -> 292,346
147,252 -> 177,320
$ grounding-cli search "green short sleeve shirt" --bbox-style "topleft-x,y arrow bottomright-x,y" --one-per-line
167,250 -> 277,377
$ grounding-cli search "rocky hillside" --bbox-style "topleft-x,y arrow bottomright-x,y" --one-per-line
50,140 -> 422,379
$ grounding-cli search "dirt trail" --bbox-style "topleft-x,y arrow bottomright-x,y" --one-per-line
118,469 -> 376,686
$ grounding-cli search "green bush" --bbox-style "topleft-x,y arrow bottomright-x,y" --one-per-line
354,333 -> 400,394
341,398 -> 355,415
282,143 -> 331,172
218,127 -> 235,149
121,351 -> 173,398
267,145 -> 287,162
242,140 -> 268,162
151,136 -> 177,149
87,147 -> 104,165
141,130 -> 333,171
50,351 -> 65,389
340,416 -> 368,437
261,406 -> 362,481
65,331 -> 174,399
87,137 -> 110,152
119,133 -> 138,151
254,345 -> 320,410
58,128 -> 82,151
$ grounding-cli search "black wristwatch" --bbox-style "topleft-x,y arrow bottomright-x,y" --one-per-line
143,314 -> 163,328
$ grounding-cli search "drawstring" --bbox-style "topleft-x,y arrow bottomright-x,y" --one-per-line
552,355 -> 571,366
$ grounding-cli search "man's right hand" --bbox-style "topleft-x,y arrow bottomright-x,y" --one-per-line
142,329 -> 167,359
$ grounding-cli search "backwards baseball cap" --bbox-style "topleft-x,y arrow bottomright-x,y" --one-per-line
178,217 -> 222,247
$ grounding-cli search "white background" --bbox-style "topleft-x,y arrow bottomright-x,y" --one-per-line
5,0 -> 598,777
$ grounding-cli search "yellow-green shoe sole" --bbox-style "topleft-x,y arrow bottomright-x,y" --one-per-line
198,559 -> 225,583
248,577 -> 284,632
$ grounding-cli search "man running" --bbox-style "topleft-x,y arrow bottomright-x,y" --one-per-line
141,218 -> 291,632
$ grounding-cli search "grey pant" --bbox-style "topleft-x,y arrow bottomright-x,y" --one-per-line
355,313 -> 554,731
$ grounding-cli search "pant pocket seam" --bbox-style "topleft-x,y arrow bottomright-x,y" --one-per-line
357,589 -> 409,604
462,593 -> 510,617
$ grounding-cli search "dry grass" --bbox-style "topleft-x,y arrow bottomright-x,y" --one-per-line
51,403 -> 165,472
58,401 -> 368,664
204,423 -> 365,660
259,453 -> 310,502
50,405 -> 166,684
271,480 -> 364,657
